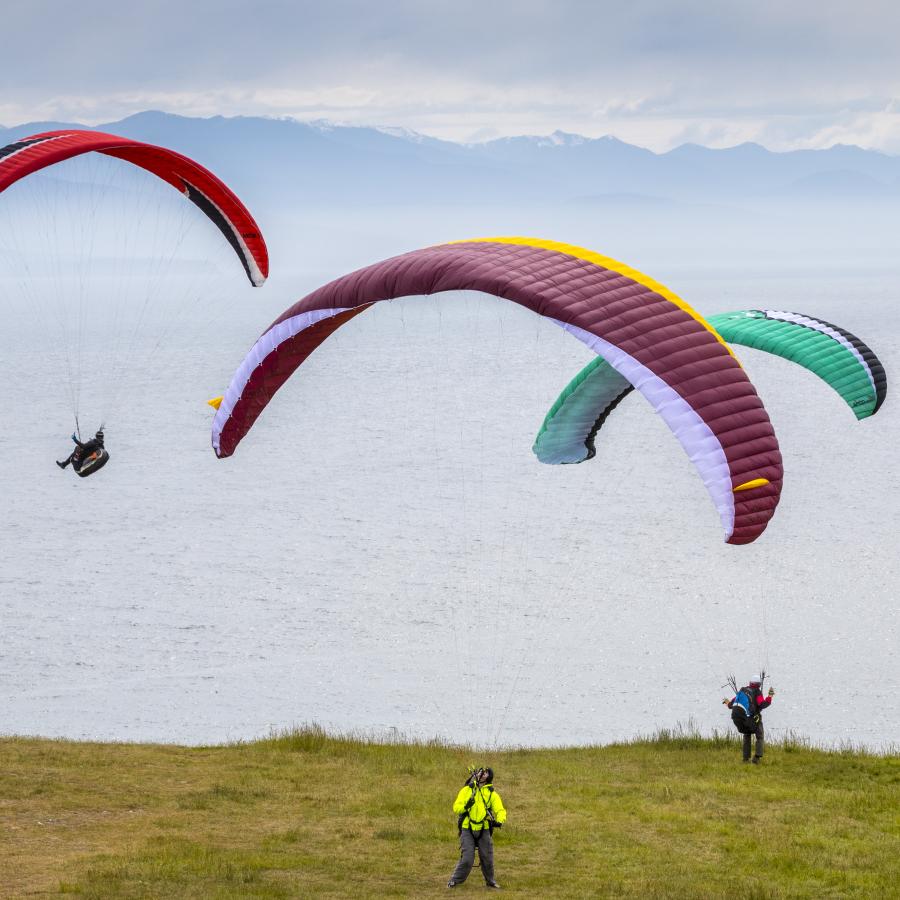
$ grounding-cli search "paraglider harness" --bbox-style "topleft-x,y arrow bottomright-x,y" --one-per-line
74,444 -> 109,477
728,673 -> 765,736
730,688 -> 761,735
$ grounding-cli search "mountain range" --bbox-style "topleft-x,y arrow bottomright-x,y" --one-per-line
2,111 -> 898,210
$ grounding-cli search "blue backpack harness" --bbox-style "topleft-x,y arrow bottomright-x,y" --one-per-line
730,687 -> 761,735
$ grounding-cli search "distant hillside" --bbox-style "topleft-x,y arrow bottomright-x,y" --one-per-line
2,111 -> 899,209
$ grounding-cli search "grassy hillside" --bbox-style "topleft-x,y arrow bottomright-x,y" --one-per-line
2,726 -> 897,898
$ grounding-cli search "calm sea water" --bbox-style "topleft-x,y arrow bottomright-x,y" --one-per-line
2,208 -> 898,750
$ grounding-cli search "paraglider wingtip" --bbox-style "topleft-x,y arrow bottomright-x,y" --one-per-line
208,396 -> 223,411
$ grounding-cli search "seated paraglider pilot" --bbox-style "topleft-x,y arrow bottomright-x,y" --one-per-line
57,429 -> 105,472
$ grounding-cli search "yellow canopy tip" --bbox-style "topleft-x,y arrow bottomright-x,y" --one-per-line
208,396 -> 223,410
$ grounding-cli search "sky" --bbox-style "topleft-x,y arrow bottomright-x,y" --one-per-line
4,1 -> 900,151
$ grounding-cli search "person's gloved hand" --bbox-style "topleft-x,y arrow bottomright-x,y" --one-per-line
721,698 -> 730,705
71,432 -> 78,442
492,822 -> 502,829
768,687 -> 775,697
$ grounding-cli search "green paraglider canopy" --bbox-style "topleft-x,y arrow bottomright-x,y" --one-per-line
533,309 -> 887,466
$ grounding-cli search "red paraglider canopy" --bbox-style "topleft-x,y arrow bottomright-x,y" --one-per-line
0,129 -> 268,286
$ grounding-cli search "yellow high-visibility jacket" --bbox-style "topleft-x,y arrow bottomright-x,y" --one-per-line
453,783 -> 507,832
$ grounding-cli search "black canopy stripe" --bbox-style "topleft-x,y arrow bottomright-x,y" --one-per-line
764,310 -> 887,413
0,134 -> 69,164
582,385 -> 635,462
181,178 -> 253,283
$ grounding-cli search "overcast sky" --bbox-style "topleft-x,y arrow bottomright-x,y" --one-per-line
4,1 -> 900,151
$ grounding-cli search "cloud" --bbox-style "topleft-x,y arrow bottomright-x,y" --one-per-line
5,1 -> 900,151
801,103 -> 900,154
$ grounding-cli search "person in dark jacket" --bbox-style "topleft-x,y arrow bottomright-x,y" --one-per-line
725,678 -> 775,763
448,766 -> 506,889
57,429 -> 105,472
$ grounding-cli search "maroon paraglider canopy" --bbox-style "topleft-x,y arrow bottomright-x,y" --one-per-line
212,237 -> 783,544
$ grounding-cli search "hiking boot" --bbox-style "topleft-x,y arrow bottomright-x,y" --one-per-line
56,460 -> 67,469
448,880 -> 458,888
752,756 -> 761,764
486,881 -> 501,889
742,758 -> 751,763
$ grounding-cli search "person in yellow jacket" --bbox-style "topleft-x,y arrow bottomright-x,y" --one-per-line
447,766 -> 507,889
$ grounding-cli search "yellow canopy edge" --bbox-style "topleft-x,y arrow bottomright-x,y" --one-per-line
446,237 -> 737,360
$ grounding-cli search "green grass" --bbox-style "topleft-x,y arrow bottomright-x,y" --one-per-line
2,724 -> 897,898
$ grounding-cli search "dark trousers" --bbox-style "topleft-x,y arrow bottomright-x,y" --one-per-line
449,828 -> 494,884
743,720 -> 765,760
58,450 -> 84,469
